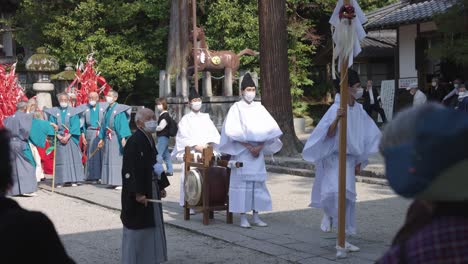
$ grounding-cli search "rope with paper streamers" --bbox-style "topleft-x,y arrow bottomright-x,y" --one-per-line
0,63 -> 28,127
66,53 -> 112,107
331,4 -> 356,81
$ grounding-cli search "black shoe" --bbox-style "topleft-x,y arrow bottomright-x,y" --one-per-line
166,172 -> 173,176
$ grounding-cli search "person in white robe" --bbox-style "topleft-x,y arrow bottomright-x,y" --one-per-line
171,88 -> 221,214
407,82 -> 427,106
218,73 -> 283,228
302,70 -> 381,251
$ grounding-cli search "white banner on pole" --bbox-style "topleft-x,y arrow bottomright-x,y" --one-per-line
379,80 -> 396,122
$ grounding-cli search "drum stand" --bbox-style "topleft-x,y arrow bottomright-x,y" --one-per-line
183,146 -> 233,225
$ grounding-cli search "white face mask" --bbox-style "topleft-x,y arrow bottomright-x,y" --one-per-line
243,91 -> 256,102
106,96 -> 114,104
143,120 -> 158,133
89,100 -> 97,106
156,105 -> 163,111
432,82 -> 437,87
353,88 -> 364,100
191,101 -> 202,111
60,102 -> 68,108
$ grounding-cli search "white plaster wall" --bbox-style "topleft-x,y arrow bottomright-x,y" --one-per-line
399,24 -> 418,78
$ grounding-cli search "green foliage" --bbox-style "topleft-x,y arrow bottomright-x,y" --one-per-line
310,80 -> 333,100
429,0 -> 468,65
12,0 -> 397,107
201,0 -> 260,70
14,0 -> 170,104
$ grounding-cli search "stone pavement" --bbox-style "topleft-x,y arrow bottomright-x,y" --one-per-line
39,164 -> 409,264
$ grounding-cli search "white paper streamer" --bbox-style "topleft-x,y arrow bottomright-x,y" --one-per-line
330,0 -> 368,77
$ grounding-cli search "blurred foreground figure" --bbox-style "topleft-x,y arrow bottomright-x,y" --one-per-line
0,129 -> 75,263
378,103 -> 468,263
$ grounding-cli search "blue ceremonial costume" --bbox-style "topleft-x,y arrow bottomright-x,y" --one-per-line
4,112 -> 55,195
99,103 -> 132,186
45,106 -> 86,185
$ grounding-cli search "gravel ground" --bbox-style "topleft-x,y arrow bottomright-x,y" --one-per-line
14,190 -> 290,264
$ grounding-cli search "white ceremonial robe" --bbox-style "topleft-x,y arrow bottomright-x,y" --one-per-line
29,143 -> 44,182
171,111 -> 221,206
218,100 -> 283,213
302,94 -> 381,234
413,90 -> 427,106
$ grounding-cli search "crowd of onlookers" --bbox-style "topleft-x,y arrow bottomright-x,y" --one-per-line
362,77 -> 468,126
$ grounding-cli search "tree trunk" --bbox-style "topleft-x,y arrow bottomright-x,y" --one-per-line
258,0 -> 303,156
166,0 -> 189,76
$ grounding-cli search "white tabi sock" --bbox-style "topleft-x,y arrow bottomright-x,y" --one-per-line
240,214 -> 251,228
252,211 -> 268,227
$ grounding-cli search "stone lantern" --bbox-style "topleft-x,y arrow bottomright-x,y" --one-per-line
51,63 -> 76,94
25,47 -> 60,109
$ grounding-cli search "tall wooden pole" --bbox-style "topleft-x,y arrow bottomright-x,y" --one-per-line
338,0 -> 351,250
192,0 -> 199,93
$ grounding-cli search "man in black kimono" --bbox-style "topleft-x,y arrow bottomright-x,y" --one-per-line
121,108 -> 170,264
363,80 -> 387,123
0,129 -> 74,263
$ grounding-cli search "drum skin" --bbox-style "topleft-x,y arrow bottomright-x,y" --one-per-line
184,166 -> 230,206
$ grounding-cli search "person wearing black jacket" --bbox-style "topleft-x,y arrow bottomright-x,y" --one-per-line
155,98 -> 174,176
121,108 -> 169,264
0,129 -> 75,264
427,77 -> 446,102
363,80 -> 387,123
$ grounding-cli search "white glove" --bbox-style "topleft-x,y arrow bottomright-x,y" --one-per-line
153,163 -> 164,177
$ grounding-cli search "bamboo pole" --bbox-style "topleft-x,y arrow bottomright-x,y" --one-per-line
52,132 -> 57,193
337,0 -> 351,250
192,0 -> 199,93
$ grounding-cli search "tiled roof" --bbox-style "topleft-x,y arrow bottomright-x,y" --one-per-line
313,30 -> 396,64
366,0 -> 459,30
359,30 -> 397,58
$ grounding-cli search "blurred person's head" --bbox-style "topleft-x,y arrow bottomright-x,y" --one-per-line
135,108 -> 157,134
458,83 -> 466,94
57,93 -> 70,108
88,92 -> 99,107
380,103 -> 468,202
188,88 -> 202,112
27,98 -> 37,112
0,129 -> 12,196
333,69 -> 363,104
432,77 -> 439,87
406,83 -> 419,95
16,101 -> 28,112
155,98 -> 168,112
453,78 -> 463,91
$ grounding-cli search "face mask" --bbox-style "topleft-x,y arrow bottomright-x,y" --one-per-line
353,88 -> 364,100
106,96 -> 114,104
89,100 -> 97,106
432,82 -> 437,87
143,120 -> 157,133
454,84 -> 459,89
60,102 -> 68,108
191,101 -> 202,111
156,105 -> 163,111
243,91 -> 256,102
